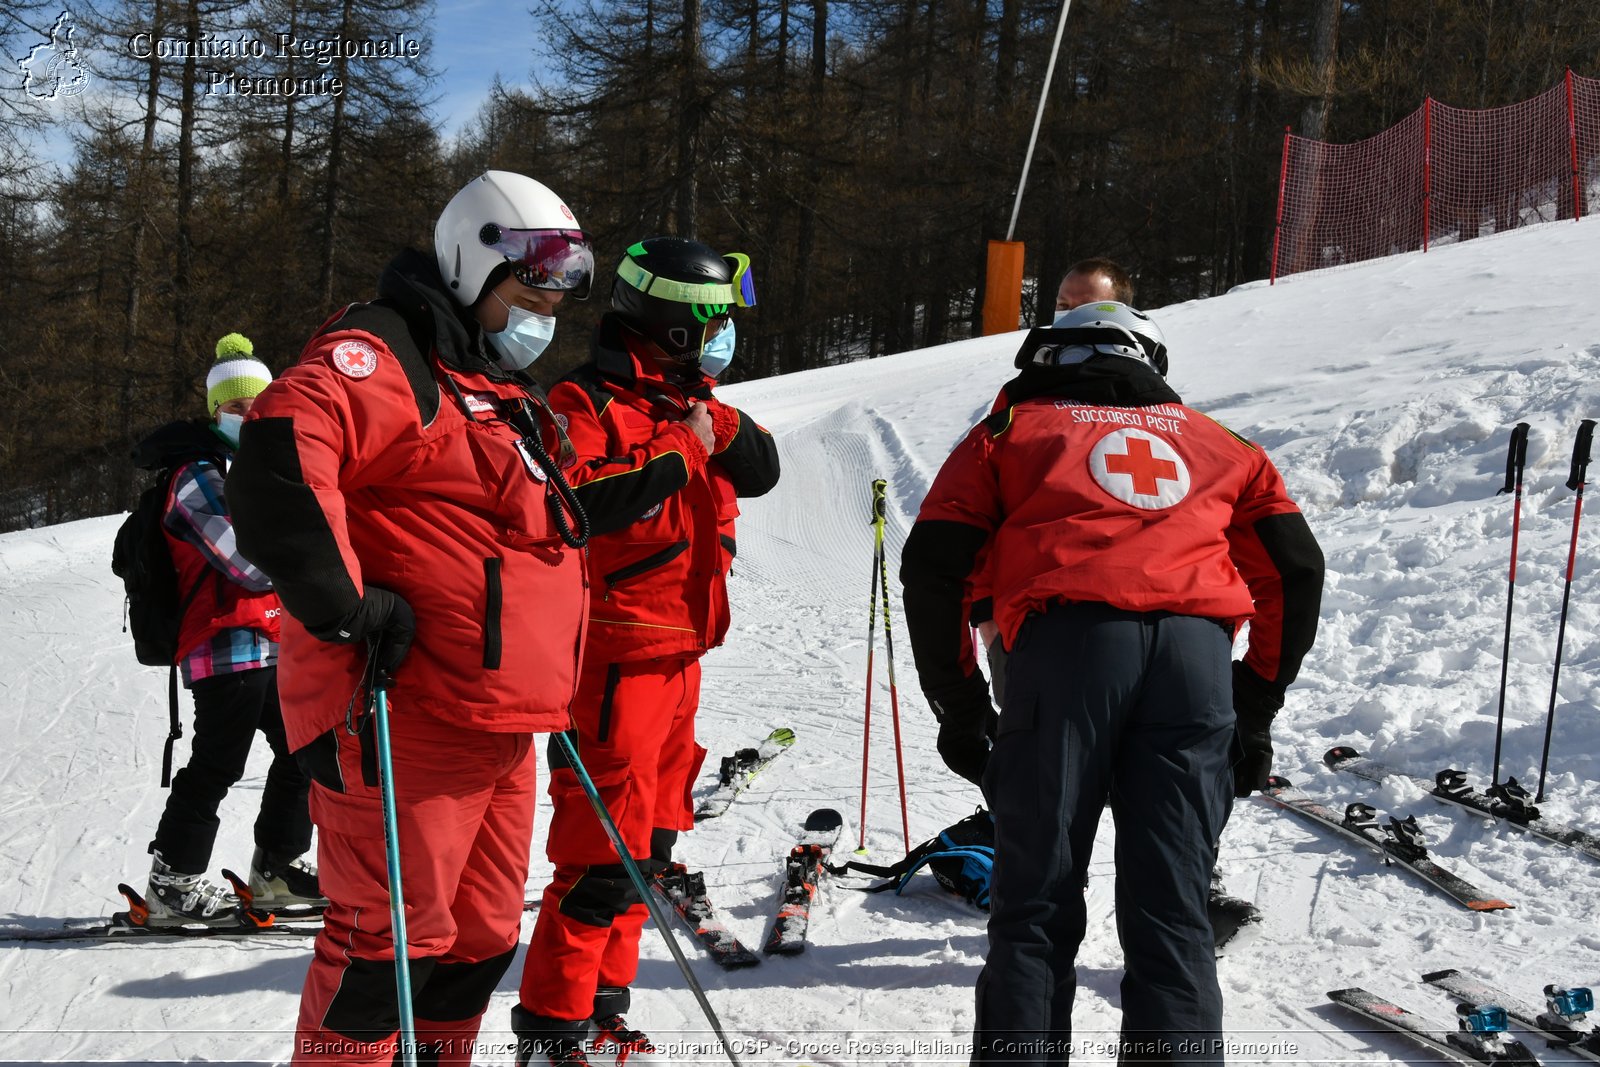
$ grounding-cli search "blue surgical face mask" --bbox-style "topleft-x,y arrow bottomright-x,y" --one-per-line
699,319 -> 736,378
489,296 -> 556,370
215,411 -> 244,448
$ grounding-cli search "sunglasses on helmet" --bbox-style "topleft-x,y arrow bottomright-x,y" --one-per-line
479,225 -> 595,299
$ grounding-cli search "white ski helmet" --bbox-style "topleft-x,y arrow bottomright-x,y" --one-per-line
1037,301 -> 1169,376
433,170 -> 594,307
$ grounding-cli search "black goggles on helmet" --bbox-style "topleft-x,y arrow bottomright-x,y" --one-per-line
479,225 -> 595,299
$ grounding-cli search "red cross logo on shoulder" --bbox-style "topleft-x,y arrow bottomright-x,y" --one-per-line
330,339 -> 379,379
1089,428 -> 1190,509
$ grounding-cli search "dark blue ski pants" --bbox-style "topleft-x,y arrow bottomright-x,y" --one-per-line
973,601 -> 1236,1067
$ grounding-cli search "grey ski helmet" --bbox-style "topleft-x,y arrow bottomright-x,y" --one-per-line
1035,301 -> 1169,376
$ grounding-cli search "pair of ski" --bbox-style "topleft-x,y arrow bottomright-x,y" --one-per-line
0,870 -> 328,943
660,819 -> 1263,963
1260,775 -> 1515,912
654,807 -> 843,968
1270,743 -> 1600,909
1331,970 -> 1600,1067
2,730 -> 802,947
693,727 -> 796,821
0,870 -> 552,945
1324,745 -> 1600,863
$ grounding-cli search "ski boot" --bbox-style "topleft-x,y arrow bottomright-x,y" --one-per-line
511,1005 -> 592,1066
247,847 -> 328,908
145,850 -> 240,925
592,987 -> 655,1065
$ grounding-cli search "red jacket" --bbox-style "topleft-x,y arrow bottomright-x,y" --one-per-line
167,525 -> 281,663
226,251 -> 589,750
903,359 -> 1324,701
160,459 -> 282,661
548,315 -> 780,663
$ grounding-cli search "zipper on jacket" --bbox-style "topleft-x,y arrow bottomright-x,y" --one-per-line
601,540 -> 690,601
482,557 -> 503,669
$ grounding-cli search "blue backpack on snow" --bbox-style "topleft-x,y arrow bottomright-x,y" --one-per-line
828,808 -> 995,911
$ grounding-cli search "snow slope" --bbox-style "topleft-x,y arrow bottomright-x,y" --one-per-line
4,221 -> 1600,1065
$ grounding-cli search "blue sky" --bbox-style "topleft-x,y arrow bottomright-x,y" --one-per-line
429,0 -> 543,139
22,0 -> 558,171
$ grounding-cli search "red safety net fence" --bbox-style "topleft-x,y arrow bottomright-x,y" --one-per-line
1271,71 -> 1600,282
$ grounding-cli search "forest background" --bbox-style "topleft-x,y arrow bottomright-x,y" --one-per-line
1,0 -> 1595,530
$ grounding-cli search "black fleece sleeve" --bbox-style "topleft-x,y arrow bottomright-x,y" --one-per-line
1248,510 -> 1326,688
570,451 -> 698,538
549,379 -> 707,538
711,408 -> 781,498
901,519 -> 990,702
227,416 -> 362,628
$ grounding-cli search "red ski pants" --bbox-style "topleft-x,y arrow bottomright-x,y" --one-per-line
291,708 -> 536,1066
518,657 -> 706,1020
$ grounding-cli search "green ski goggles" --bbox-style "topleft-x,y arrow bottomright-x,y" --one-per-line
616,249 -> 758,313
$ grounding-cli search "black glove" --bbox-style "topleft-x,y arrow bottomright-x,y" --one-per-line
1231,660 -> 1285,798
927,673 -> 996,788
306,586 -> 416,689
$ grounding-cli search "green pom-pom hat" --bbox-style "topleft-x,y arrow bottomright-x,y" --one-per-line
206,333 -> 272,414
214,332 -> 254,360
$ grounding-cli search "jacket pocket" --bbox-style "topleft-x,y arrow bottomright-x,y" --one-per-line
483,557 -> 503,669
295,727 -> 346,793
602,540 -> 690,598
596,663 -> 622,744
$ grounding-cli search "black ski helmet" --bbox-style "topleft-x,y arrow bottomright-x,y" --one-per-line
611,237 -> 755,361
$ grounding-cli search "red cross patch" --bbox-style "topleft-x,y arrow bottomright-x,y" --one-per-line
1088,428 -> 1190,509
330,340 -> 379,379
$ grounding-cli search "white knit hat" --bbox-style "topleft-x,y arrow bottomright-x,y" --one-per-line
206,333 -> 272,414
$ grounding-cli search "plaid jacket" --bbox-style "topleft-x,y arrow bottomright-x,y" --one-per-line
163,458 -> 281,685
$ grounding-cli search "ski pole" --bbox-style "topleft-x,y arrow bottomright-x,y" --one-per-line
552,731 -> 745,1067
857,479 -> 886,853
1491,422 -> 1530,787
372,686 -> 418,1067
875,508 -> 912,854
1536,419 -> 1594,802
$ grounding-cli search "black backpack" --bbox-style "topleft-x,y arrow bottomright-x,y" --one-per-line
111,420 -> 227,785
829,808 -> 996,911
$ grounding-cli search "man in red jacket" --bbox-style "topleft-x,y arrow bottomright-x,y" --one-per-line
971,257 -> 1135,703
227,171 -> 594,1067
513,237 -> 780,1066
901,303 -> 1324,1065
